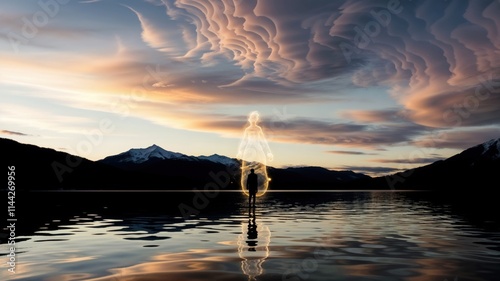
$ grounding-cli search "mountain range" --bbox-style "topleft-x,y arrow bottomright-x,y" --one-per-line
98,143 -> 369,189
1,137 -> 499,191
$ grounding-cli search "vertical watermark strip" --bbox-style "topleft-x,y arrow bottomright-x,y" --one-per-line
6,166 -> 17,274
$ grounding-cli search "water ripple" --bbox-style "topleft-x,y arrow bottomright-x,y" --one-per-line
8,192 -> 500,281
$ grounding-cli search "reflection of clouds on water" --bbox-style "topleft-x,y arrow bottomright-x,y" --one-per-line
9,192 -> 500,281
237,215 -> 271,280
238,111 -> 273,197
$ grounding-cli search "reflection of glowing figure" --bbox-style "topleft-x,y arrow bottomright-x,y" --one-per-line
237,214 -> 271,280
237,111 -> 273,197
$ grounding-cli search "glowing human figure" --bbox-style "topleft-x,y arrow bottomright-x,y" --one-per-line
237,111 -> 273,197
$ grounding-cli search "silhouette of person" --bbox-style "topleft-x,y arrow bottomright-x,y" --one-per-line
247,169 -> 258,208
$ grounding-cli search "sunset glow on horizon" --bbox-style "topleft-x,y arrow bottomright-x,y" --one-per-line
1,0 -> 499,176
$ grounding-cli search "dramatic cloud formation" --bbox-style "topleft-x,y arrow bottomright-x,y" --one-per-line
126,0 -> 500,130
1,0 -> 498,174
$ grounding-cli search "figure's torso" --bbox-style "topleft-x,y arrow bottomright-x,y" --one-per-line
245,126 -> 261,141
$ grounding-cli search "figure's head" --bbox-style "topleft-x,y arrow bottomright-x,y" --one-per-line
248,111 -> 259,124
250,169 -> 255,173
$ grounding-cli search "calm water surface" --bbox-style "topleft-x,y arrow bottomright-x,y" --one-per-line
1,191 -> 500,281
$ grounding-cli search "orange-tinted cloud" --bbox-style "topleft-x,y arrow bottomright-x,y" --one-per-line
1,129 -> 31,136
370,156 -> 443,164
153,0 -> 500,128
341,109 -> 408,123
2,0 -> 499,156
327,150 -> 377,155
138,107 -> 429,148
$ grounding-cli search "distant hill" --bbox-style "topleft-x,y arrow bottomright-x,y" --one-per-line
362,137 -> 500,191
266,166 -> 370,189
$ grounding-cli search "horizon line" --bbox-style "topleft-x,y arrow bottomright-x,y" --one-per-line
21,189 -> 431,193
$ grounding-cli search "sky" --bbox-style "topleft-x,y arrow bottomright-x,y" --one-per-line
1,0 -> 499,176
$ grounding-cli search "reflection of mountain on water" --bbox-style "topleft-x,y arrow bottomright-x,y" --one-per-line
5,190 -> 495,274
12,190 -> 500,243
4,191 -> 500,281
14,190 -> 340,237
13,210 -> 244,244
12,191 -> 248,241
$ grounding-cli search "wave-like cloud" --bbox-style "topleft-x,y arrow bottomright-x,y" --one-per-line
147,0 -> 500,128
67,0 -> 500,150
4,0 -> 497,155
159,0 -> 361,85
125,5 -> 188,57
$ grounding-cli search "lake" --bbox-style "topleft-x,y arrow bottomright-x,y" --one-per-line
2,191 -> 500,281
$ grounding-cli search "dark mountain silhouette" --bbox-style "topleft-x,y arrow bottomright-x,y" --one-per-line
2,137 -> 498,191
1,138 -> 366,190
0,138 -> 166,190
99,145 -> 236,189
98,144 -> 369,189
267,166 -> 370,189
359,137 -> 500,191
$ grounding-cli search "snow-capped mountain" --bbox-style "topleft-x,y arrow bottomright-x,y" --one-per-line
381,137 -> 500,190
100,144 -> 240,167
101,144 -> 193,164
97,144 -> 370,189
446,137 -> 500,164
480,138 -> 500,159
198,154 -> 239,167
